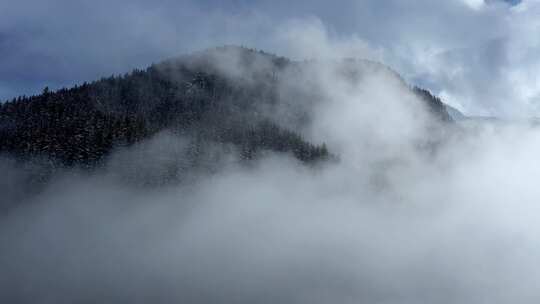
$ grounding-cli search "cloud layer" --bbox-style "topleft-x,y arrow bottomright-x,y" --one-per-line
2,40 -> 540,303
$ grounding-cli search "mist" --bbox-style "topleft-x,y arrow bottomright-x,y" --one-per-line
2,35 -> 540,303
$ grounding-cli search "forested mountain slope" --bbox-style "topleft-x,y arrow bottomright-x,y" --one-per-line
0,46 -> 451,188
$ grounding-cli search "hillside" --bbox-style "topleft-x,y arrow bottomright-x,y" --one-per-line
0,46 -> 451,187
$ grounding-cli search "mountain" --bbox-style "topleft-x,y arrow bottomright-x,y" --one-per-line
412,87 -> 452,122
444,104 -> 466,120
0,46 -> 452,187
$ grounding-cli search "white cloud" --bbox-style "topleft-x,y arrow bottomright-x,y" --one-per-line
3,53 -> 540,301
461,0 -> 486,10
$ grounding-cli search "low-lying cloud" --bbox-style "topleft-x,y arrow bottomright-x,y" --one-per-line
2,44 -> 540,303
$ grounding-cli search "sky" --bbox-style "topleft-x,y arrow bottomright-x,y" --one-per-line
0,0 -> 537,117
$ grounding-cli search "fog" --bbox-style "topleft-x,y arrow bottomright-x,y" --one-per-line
3,44 -> 540,303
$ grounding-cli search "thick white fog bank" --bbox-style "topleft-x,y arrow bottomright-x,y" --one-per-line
3,55 -> 540,303
3,125 -> 540,303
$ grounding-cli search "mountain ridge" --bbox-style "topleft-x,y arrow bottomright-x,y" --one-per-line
0,46 -> 453,188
